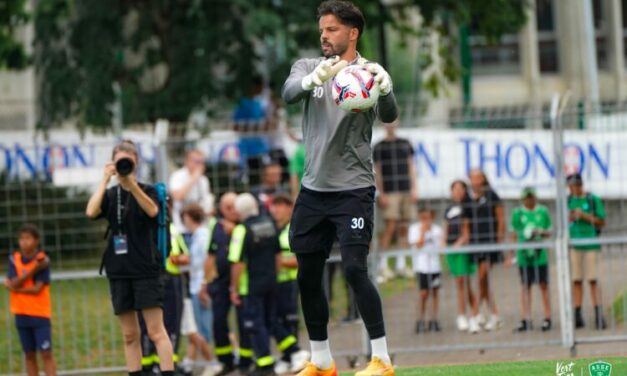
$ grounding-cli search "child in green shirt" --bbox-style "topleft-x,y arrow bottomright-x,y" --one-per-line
508,187 -> 552,332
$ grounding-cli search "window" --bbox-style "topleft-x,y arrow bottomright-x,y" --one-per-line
536,0 -> 559,72
622,0 -> 627,65
593,0 -> 608,70
469,21 -> 521,75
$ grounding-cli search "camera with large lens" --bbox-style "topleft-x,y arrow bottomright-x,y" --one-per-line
115,158 -> 135,177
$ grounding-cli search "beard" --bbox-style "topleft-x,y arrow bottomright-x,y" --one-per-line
321,40 -> 348,58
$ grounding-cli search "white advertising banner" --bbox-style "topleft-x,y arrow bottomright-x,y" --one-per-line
0,128 -> 624,199
380,129 -> 623,199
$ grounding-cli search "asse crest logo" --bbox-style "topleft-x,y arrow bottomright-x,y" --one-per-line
588,360 -> 612,376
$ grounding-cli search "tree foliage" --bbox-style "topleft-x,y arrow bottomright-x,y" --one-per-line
26,0 -> 528,130
411,0 -> 529,96
0,0 -> 30,69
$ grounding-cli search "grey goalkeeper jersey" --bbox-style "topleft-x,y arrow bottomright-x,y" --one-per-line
281,56 -> 398,192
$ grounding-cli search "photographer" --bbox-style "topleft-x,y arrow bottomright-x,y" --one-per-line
85,140 -> 174,376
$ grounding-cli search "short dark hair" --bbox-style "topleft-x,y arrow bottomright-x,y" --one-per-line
111,139 -> 138,161
271,193 -> 294,206
317,0 -> 365,39
181,203 -> 206,224
418,207 -> 435,217
566,173 -> 583,186
18,223 -> 41,240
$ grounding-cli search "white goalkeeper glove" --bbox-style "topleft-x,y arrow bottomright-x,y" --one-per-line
366,63 -> 392,96
301,56 -> 348,91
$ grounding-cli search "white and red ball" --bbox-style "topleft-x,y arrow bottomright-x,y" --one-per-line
332,65 -> 379,112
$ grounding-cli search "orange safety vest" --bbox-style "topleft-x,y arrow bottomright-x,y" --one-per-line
9,251 -> 51,319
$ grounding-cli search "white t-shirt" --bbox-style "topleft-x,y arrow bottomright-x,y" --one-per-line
169,167 -> 214,232
408,222 -> 443,274
188,226 -> 209,295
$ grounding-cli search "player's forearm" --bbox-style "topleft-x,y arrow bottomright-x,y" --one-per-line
377,91 -> 399,123
282,77 -> 309,104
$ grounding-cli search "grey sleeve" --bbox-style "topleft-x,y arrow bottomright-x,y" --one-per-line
376,91 -> 399,123
282,59 -> 313,104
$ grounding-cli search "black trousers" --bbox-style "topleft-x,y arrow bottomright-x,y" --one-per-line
210,284 -> 253,368
242,289 -> 299,368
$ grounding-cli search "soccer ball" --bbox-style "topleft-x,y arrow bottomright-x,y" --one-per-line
332,65 -> 380,112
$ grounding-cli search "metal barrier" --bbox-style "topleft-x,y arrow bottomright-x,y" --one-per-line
2,93 -> 627,374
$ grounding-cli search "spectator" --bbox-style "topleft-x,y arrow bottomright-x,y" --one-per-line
85,140 -> 174,375
469,169 -> 504,331
269,193 -> 310,374
374,121 -> 418,279
169,149 -> 214,233
566,173 -> 607,330
508,187 -> 552,332
202,192 -> 254,374
233,75 -> 271,162
180,204 -> 215,376
252,161 -> 288,214
228,194 -> 281,375
408,208 -> 443,333
4,224 -> 57,376
443,180 -> 480,334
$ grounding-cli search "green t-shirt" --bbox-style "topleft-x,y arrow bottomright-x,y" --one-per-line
568,193 -> 605,251
289,144 -> 306,180
510,204 -> 552,267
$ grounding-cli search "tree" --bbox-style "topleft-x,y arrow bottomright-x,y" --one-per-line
0,0 -> 29,69
28,0 -> 528,130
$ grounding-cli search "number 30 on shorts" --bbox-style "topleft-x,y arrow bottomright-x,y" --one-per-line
351,217 -> 365,229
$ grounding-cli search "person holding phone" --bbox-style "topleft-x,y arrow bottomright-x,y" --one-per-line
85,140 -> 174,376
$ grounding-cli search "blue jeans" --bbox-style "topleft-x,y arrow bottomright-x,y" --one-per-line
191,293 -> 213,343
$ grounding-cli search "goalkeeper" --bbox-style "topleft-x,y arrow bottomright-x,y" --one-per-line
281,1 -> 398,375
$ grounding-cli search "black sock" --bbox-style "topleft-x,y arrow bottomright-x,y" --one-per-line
161,372 -> 175,376
129,372 -> 142,376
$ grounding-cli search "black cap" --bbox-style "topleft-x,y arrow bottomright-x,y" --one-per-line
566,173 -> 583,185
521,186 -> 536,199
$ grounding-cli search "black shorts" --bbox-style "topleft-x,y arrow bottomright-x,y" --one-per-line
289,186 -> 374,255
109,275 -> 165,315
472,251 -> 502,265
416,272 -> 442,290
519,265 -> 549,287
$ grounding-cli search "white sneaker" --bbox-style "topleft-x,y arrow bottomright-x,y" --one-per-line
396,268 -> 414,279
468,316 -> 481,334
477,313 -> 486,327
484,315 -> 502,331
376,275 -> 387,284
274,360 -> 291,375
379,267 -> 394,281
456,315 -> 469,331
201,363 -> 222,376
290,349 -> 311,372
